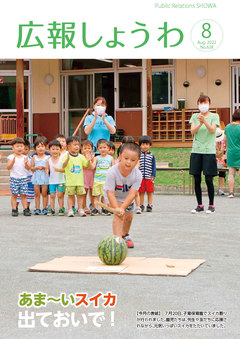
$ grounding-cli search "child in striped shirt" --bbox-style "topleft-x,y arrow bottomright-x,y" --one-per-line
138,135 -> 156,212
89,138 -> 114,215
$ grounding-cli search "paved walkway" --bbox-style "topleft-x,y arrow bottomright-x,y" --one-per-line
0,194 -> 239,338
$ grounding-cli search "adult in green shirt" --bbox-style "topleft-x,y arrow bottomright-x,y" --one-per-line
224,109 -> 240,198
189,95 -> 219,214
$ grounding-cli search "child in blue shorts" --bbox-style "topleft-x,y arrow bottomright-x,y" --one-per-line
7,137 -> 31,217
45,139 -> 65,216
31,137 -> 50,215
89,138 -> 114,215
16,139 -> 35,213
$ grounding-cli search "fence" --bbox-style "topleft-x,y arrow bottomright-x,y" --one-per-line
156,167 -> 229,195
0,114 -> 17,142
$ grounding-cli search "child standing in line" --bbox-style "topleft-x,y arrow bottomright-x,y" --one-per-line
45,140 -> 65,216
104,142 -> 142,248
138,135 -> 156,212
55,134 -> 68,159
16,139 -> 34,213
7,137 -> 31,217
108,141 -> 117,165
116,136 -> 135,158
55,134 -> 69,212
89,139 -> 114,216
31,137 -> 50,215
81,140 -> 95,214
62,136 -> 91,217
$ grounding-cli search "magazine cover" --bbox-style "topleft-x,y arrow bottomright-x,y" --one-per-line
0,0 -> 239,338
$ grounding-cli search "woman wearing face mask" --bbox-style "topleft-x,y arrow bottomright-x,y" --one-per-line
83,97 -> 116,153
224,109 -> 240,198
189,95 -> 220,214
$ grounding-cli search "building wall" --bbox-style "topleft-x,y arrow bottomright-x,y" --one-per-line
116,110 -> 142,141
176,59 -> 230,109
33,113 -> 59,141
32,59 -> 61,139
30,59 -> 231,140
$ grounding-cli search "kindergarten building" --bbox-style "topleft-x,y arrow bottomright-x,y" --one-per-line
0,59 -> 238,146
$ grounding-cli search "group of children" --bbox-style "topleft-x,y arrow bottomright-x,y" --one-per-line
6,133 -> 157,248
6,134 -> 156,223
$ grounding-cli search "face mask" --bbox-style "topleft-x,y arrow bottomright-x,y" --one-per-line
198,104 -> 209,113
95,106 -> 106,116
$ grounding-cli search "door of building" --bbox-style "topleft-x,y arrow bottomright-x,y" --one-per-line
61,72 -> 114,137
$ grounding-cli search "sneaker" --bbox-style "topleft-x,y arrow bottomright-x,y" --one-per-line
12,209 -> 18,217
84,208 -> 91,214
89,203 -> 92,211
68,209 -> 74,217
146,204 -> 153,212
217,189 -> 225,196
140,205 -> 145,212
191,205 -> 204,214
135,206 -> 142,214
42,208 -> 48,215
91,208 -> 100,216
228,192 -> 234,198
34,209 -> 41,215
79,209 -> 87,217
23,208 -> 31,216
72,206 -> 77,214
47,209 -> 55,216
58,208 -> 65,216
206,206 -> 215,214
101,208 -> 111,216
105,209 -> 112,216
122,234 -> 134,248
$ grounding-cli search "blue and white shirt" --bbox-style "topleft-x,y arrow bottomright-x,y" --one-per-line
139,151 -> 156,179
94,155 -> 112,182
83,113 -> 116,150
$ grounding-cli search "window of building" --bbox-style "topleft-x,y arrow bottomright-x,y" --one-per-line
152,59 -> 173,65
152,71 -> 173,105
62,59 -> 113,70
119,59 -> 142,67
61,59 -> 174,111
68,75 -> 92,109
95,73 -> 114,116
119,72 -> 141,108
0,60 -> 29,70
0,76 -> 29,109
151,60 -> 174,107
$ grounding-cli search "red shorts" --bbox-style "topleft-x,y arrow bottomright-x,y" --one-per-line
138,178 -> 154,193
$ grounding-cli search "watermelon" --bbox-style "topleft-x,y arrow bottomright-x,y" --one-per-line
98,235 -> 128,265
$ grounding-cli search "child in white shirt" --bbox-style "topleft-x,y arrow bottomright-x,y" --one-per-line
45,139 -> 65,216
7,137 -> 31,217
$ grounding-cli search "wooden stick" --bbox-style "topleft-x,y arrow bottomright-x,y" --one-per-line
97,201 -> 120,214
72,108 -> 90,136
